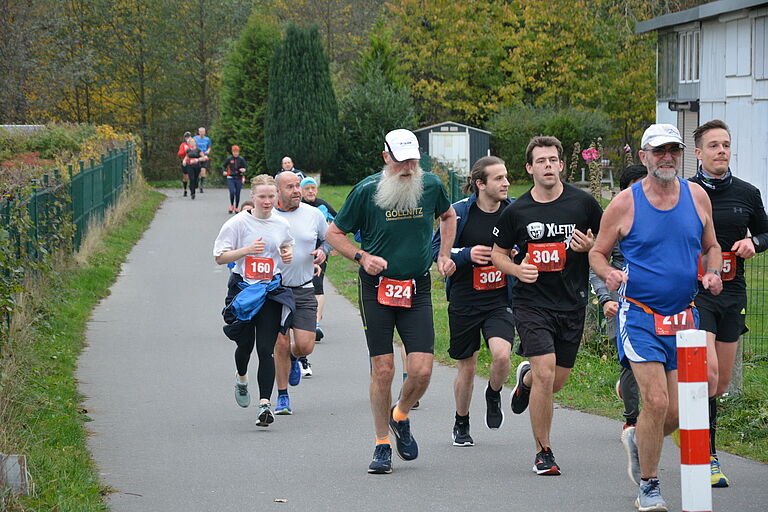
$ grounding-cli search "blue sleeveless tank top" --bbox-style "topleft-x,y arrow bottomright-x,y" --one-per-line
619,177 -> 702,316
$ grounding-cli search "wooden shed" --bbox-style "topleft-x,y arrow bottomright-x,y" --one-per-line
636,0 -> 768,201
414,122 -> 491,175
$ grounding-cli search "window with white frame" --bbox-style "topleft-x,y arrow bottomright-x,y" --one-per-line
678,30 -> 700,83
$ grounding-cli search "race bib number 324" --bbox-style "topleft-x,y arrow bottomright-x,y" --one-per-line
244,256 -> 274,280
377,277 -> 414,308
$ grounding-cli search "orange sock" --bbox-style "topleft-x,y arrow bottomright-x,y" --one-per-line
376,436 -> 391,446
392,404 -> 408,422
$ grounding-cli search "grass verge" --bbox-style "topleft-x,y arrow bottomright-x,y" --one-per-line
320,184 -> 768,464
0,181 -> 164,511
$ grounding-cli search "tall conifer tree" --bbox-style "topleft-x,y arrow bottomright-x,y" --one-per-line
265,24 -> 338,174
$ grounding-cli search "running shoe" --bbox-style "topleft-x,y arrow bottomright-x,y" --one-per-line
234,380 -> 250,408
412,400 -> 420,409
200,187 -> 204,193
289,356 -> 301,386
191,193 -> 195,200
635,478 -> 668,512
275,394 -> 292,415
228,205 -> 234,214
389,406 -> 418,461
452,420 -> 474,447
256,402 -> 274,427
615,378 -> 623,399
485,383 -> 504,429
710,456 -> 730,487
532,447 -> 561,475
315,325 -> 324,342
367,444 -> 393,474
510,360 -> 531,414
183,190 -> 187,197
299,356 -> 312,378
622,422 -> 635,431
622,426 -> 641,485
670,429 -> 681,447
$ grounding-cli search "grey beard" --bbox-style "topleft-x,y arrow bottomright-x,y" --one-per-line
652,167 -> 678,183
374,166 -> 424,211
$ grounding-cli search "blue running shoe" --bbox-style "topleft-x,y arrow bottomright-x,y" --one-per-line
315,325 -> 324,342
636,478 -> 668,511
622,426 -> 641,485
367,444 -> 393,474
289,356 -> 301,386
275,394 -> 292,415
389,406 -> 418,461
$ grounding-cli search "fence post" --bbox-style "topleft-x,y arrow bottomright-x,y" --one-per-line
676,329 -> 712,512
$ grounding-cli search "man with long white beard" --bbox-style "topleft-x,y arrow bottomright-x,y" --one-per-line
326,128 -> 457,475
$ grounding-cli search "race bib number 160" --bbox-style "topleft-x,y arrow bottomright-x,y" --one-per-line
244,256 -> 274,280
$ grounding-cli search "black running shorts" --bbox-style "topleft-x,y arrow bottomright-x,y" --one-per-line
695,292 -> 748,343
513,305 -> 585,368
357,268 -> 434,357
181,163 -> 189,175
447,304 -> 515,360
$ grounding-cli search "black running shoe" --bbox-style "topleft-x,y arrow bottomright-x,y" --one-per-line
389,406 -> 418,461
485,383 -> 504,429
533,447 -> 561,475
367,444 -> 392,474
183,190 -> 187,197
510,361 -> 531,414
452,420 -> 474,447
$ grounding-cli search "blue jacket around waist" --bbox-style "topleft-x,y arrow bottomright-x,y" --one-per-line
222,274 -> 295,340
431,193 -> 516,303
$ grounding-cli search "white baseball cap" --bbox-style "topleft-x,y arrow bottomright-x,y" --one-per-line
384,129 -> 421,162
641,124 -> 685,148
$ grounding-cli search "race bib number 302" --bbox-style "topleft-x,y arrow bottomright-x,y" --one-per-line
654,308 -> 696,335
244,256 -> 274,280
473,265 -> 506,291
527,242 -> 566,272
377,277 -> 414,308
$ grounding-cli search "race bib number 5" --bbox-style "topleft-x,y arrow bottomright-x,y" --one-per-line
654,308 -> 696,335
377,277 -> 414,308
527,242 -> 566,272
697,252 -> 735,282
473,265 -> 506,291
244,256 -> 274,280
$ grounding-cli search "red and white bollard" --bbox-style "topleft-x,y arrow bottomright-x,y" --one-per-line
676,329 -> 712,512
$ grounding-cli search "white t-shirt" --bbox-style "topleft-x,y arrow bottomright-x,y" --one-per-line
213,211 -> 294,284
273,203 -> 328,287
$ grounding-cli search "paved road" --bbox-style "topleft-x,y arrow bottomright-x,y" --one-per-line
78,188 -> 768,512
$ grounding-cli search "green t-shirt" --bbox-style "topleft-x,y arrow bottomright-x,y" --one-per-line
335,171 -> 451,279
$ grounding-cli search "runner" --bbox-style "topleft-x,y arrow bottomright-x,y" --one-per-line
588,164 -> 647,431
272,171 -> 329,414
280,156 -> 305,180
300,176 -> 337,344
177,131 -> 192,197
326,128 -> 456,475
689,119 -> 768,487
433,156 -> 516,446
590,123 -> 722,511
183,138 -> 207,200
194,127 -> 212,193
222,145 -> 248,214
491,136 -> 602,476
212,174 -> 295,427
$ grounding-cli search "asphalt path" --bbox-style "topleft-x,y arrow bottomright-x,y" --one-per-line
78,187 -> 768,512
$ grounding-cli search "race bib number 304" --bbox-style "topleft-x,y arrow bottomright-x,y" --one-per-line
244,256 -> 274,280
697,252 -> 735,282
377,277 -> 414,308
473,265 -> 506,291
527,242 -> 566,272
654,308 -> 696,335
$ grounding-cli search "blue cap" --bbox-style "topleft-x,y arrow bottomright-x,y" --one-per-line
300,177 -> 317,187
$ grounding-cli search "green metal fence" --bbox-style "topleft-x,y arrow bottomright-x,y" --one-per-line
69,142 -> 137,248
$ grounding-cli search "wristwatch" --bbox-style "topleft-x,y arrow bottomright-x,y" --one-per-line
752,236 -> 761,249
354,251 -> 364,264
705,269 -> 721,277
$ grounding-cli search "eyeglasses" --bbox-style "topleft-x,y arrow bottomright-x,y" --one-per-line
646,145 -> 683,157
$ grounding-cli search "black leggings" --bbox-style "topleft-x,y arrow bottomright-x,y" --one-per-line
233,298 -> 282,400
188,165 -> 201,194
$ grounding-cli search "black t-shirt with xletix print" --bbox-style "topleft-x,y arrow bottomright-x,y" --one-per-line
449,202 -> 508,309
493,183 -> 602,311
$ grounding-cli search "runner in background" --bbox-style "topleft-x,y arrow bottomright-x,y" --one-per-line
183,138 -> 205,200
177,131 -> 192,197
223,145 -> 248,214
194,127 -> 212,193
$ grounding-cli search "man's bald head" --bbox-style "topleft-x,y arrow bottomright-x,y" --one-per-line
276,171 -> 302,209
